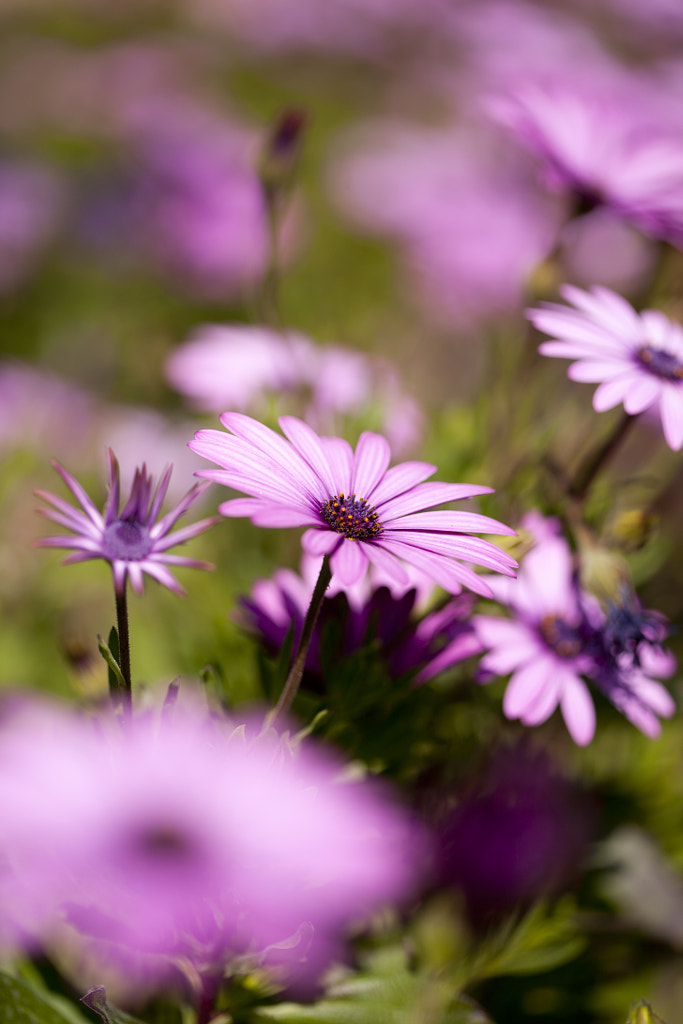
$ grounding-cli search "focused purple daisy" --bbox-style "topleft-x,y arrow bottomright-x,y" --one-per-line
475,525 -> 675,744
36,449 -> 217,595
529,284 -> 683,451
189,414 -> 517,596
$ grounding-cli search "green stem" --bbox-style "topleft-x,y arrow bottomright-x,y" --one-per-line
568,410 -> 636,502
114,584 -> 132,715
266,555 -> 332,729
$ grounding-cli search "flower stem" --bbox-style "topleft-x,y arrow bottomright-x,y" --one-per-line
114,584 -> 132,714
568,411 -> 636,502
267,555 -> 332,729
195,971 -> 222,1024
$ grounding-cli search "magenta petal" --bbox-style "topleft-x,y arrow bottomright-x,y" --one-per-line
351,432 -> 391,499
503,659 -> 552,719
302,529 -> 341,556
330,539 -> 369,585
559,674 -> 596,746
658,385 -> 683,451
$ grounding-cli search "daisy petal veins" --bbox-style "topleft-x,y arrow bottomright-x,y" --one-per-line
189,414 -> 517,595
36,449 -> 219,595
528,284 -> 683,451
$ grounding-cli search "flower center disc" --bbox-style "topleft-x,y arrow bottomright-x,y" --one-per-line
637,345 -> 683,381
319,492 -> 382,541
103,519 -> 153,561
540,615 -> 581,659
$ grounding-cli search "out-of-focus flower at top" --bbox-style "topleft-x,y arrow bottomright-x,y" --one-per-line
330,123 -> 562,327
240,556 -> 483,688
190,413 -> 517,594
493,86 -> 683,246
126,117 -> 294,299
0,362 -> 93,461
167,325 -> 424,455
36,450 -> 217,595
475,521 -> 676,744
529,285 -> 683,451
0,699 -> 424,987
0,160 -> 64,293
186,0 -> 444,58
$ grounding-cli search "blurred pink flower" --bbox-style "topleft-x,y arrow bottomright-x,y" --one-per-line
494,86 -> 683,246
0,161 -> 64,293
190,413 -> 517,594
529,285 -> 683,451
0,362 -> 93,461
331,123 -> 562,326
0,700 -> 423,983
168,324 -> 424,454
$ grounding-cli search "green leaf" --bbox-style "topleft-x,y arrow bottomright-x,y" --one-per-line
98,631 -> 125,694
0,970 -> 89,1024
256,947 -> 493,1024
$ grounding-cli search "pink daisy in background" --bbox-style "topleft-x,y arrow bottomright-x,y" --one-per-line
36,449 -> 217,595
529,284 -> 683,451
190,413 -> 517,595
493,86 -> 683,245
475,523 -> 675,745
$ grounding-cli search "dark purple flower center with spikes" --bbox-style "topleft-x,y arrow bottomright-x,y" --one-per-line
102,519 -> 153,561
637,345 -> 683,381
540,615 -> 581,659
319,492 -> 382,541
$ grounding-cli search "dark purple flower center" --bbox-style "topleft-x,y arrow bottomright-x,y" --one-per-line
103,519 -> 153,561
133,823 -> 198,864
540,615 -> 581,659
637,345 -> 683,381
319,492 -> 382,541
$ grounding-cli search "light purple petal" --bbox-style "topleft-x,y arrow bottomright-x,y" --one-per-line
379,482 -> 493,520
657,385 -> 683,451
302,529 -> 342,556
330,539 -> 369,585
384,510 -> 516,536
279,416 -> 336,493
351,432 -> 391,499
367,462 -> 437,507
503,659 -> 553,719
593,374 -> 640,412
559,673 -> 596,746
363,542 -> 410,586
622,375 -> 661,415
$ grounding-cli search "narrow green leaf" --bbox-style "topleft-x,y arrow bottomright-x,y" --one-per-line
98,632 -> 125,693
0,969 -> 88,1024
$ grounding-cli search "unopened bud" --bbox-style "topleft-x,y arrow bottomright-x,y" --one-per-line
626,998 -> 667,1024
608,508 -> 658,552
260,108 -> 307,197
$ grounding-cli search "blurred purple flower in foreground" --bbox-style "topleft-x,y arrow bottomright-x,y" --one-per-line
190,413 -> 516,593
529,285 -> 683,451
36,450 -> 216,594
241,557 -> 482,686
0,700 -> 422,985
436,744 -> 595,926
475,527 -> 675,744
167,324 -> 423,454
494,86 -> 683,245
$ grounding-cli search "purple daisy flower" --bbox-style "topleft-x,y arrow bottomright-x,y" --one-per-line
529,284 -> 683,450
240,558 -> 483,687
36,449 -> 217,595
475,528 -> 675,745
189,413 -> 517,596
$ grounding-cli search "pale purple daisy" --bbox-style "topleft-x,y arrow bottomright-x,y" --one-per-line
529,284 -> 683,451
189,414 -> 517,596
475,525 -> 676,744
36,449 -> 217,595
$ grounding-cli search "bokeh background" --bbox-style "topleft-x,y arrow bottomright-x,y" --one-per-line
3,2 -> 683,1022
